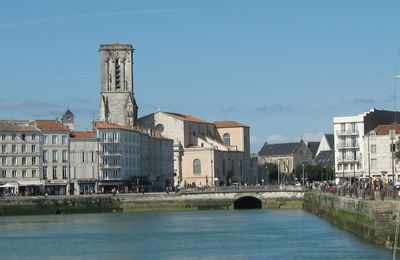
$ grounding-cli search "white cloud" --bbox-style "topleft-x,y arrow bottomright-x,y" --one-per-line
301,132 -> 324,142
266,134 -> 292,144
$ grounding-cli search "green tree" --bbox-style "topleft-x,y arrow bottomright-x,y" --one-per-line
293,164 -> 335,182
258,163 -> 278,183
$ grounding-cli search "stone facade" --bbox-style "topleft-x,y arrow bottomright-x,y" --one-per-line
99,43 -> 138,127
138,111 -> 251,187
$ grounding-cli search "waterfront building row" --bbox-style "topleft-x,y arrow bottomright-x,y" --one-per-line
0,118 -> 174,195
333,108 -> 400,182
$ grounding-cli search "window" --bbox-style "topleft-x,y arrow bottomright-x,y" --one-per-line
1,157 -> 6,166
1,145 -> 6,153
42,135 -> 48,145
21,134 -> 26,141
371,144 -> 377,154
12,134 -> 16,140
52,135 -> 57,145
43,150 -> 48,162
82,152 -> 85,163
1,134 -> 5,140
12,157 -> 16,166
22,170 -> 27,178
43,166 -> 48,179
371,158 -> 377,168
32,170 -> 37,178
62,166 -> 67,179
32,157 -> 37,165
62,135 -> 67,145
53,166 -> 57,179
193,159 -> 201,175
31,134 -> 36,140
52,150 -> 58,162
12,145 -> 16,153
22,157 -> 26,165
31,144 -> 36,153
1,170 -> 6,178
62,150 -> 68,162
223,133 -> 231,146
22,145 -> 26,153
12,170 -> 16,178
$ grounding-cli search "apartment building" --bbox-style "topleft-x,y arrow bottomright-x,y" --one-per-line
333,109 -> 396,181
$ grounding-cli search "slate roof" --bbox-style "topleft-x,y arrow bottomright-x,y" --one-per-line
214,121 -> 249,128
314,150 -> 334,167
307,142 -> 320,158
325,134 -> 334,149
258,142 -> 299,156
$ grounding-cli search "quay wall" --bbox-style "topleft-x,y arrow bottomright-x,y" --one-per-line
0,196 -> 121,216
0,190 -> 304,216
304,192 -> 400,246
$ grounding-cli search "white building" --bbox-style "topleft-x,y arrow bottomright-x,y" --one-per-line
333,109 -> 397,181
0,120 -> 41,195
69,131 -> 99,195
364,125 -> 400,182
36,120 -> 70,195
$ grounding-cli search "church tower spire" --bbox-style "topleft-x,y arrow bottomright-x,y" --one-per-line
99,43 -> 138,126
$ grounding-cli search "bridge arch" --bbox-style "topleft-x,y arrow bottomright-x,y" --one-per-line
234,196 -> 262,209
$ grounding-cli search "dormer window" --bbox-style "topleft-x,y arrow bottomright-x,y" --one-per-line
223,133 -> 231,146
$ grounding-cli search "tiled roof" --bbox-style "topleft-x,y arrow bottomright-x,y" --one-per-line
214,121 -> 249,128
373,124 -> 400,135
163,112 -> 211,124
258,142 -> 299,156
94,121 -> 139,132
70,131 -> 96,139
0,121 -> 37,132
35,120 -> 68,132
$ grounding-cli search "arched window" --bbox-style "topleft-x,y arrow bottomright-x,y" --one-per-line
193,159 -> 201,175
223,133 -> 231,146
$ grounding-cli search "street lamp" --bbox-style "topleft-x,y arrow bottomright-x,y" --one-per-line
390,129 -> 396,185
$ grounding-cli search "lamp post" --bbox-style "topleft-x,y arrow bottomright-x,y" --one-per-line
302,164 -> 305,186
353,150 -> 356,182
390,129 -> 396,185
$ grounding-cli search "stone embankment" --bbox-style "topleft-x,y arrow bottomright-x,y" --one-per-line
0,196 -> 121,216
0,189 -> 304,216
303,192 -> 400,246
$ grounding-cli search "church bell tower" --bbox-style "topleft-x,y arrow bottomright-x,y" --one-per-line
99,43 -> 138,127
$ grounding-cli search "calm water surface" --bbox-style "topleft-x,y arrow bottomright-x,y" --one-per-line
0,209 -> 393,259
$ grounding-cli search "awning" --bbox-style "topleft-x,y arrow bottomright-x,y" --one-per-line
18,180 -> 43,186
0,183 -> 17,188
98,182 -> 124,186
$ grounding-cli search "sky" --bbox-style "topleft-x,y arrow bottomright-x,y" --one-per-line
1,0 -> 400,153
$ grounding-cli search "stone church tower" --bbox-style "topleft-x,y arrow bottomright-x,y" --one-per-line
99,43 -> 138,127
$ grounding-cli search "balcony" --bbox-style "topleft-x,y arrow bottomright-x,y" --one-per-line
336,156 -> 361,163
99,164 -> 121,169
337,142 -> 359,149
336,129 -> 359,136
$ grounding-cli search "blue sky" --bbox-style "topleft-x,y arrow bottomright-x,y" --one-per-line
1,0 -> 400,152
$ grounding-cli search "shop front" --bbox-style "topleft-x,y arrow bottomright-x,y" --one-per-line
44,180 -> 68,195
97,180 -> 124,194
17,180 -> 43,196
78,180 -> 97,195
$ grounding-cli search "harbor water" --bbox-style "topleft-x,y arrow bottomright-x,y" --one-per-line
0,209 -> 392,259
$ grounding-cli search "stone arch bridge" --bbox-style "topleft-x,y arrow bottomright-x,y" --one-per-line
118,186 -> 306,210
